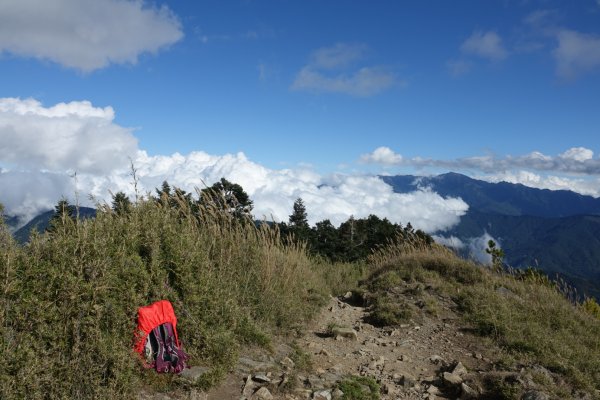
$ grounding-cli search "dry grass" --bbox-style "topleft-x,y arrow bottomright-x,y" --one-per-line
364,242 -> 600,396
0,198 -> 330,399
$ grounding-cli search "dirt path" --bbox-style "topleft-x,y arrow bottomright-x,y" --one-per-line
200,292 -> 493,400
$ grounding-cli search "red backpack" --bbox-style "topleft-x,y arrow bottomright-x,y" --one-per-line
133,300 -> 189,373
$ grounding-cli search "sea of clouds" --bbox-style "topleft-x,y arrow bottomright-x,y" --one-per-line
0,98 -> 468,233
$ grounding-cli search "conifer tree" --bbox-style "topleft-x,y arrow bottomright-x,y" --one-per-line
200,178 -> 253,219
111,192 -> 132,215
289,198 -> 309,228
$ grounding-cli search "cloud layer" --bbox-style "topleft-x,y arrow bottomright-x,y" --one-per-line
0,98 -> 467,231
433,233 -> 500,265
0,0 -> 183,71
362,146 -> 600,175
362,146 -> 600,197
0,98 -> 138,173
292,43 -> 397,96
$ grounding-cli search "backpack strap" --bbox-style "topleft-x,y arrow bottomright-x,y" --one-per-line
152,325 -> 172,373
162,323 -> 189,373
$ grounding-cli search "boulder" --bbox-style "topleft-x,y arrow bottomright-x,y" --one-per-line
178,366 -> 210,383
452,362 -> 468,376
443,372 -> 463,386
331,327 -> 358,341
313,389 -> 332,400
251,387 -> 274,400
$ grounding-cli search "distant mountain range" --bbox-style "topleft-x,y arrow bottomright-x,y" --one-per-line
7,207 -> 96,244
382,172 -> 600,300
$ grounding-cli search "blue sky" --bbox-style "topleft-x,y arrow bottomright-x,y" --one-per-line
1,0 -> 600,227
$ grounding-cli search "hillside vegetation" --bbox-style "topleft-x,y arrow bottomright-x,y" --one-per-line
0,190 -> 599,399
362,244 -> 600,398
0,197 -> 351,399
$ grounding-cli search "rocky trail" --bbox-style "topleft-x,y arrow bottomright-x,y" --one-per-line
197,292 -> 491,400
142,287 -> 562,400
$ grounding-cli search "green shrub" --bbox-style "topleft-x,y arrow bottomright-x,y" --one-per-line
581,297 -> 600,319
338,376 -> 380,400
367,294 -> 413,327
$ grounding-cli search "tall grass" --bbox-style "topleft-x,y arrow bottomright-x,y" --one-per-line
0,198 -> 330,399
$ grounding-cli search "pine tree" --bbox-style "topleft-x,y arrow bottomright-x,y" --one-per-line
48,198 -> 76,232
111,192 -> 132,215
200,178 -> 253,219
289,198 -> 309,228
485,239 -> 505,270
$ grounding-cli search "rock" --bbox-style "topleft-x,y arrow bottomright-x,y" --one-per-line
253,374 -> 271,383
278,374 -> 290,388
427,385 -> 441,395
319,349 -> 331,357
382,383 -> 397,396
178,366 -> 210,383
281,357 -> 295,369
242,375 -> 256,397
342,291 -> 353,300
312,389 -> 332,400
443,372 -> 463,386
293,388 -> 314,399
238,357 -> 276,373
521,391 -> 550,400
331,388 -> 344,399
373,356 -> 385,366
460,383 -> 478,399
472,353 -> 483,360
320,372 -> 341,386
331,327 -> 358,341
400,354 -> 412,362
251,387 -> 274,400
452,362 -> 468,376
307,375 -> 325,390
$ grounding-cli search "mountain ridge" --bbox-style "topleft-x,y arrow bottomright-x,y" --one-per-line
382,172 -> 600,218
383,172 -> 600,299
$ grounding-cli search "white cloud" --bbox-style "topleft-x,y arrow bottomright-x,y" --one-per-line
432,235 -> 465,249
480,171 -> 600,197
361,146 -> 600,197
0,99 -> 468,231
119,151 -> 468,232
292,66 -> 396,97
1,150 -> 469,233
466,232 -> 498,265
360,146 -> 403,165
0,170 -> 73,225
292,43 -> 397,97
0,97 -> 138,174
461,31 -> 508,61
554,29 -> 600,78
434,232 -> 500,265
560,147 -> 594,162
361,146 -> 600,176
0,0 -> 183,71
310,43 -> 367,69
